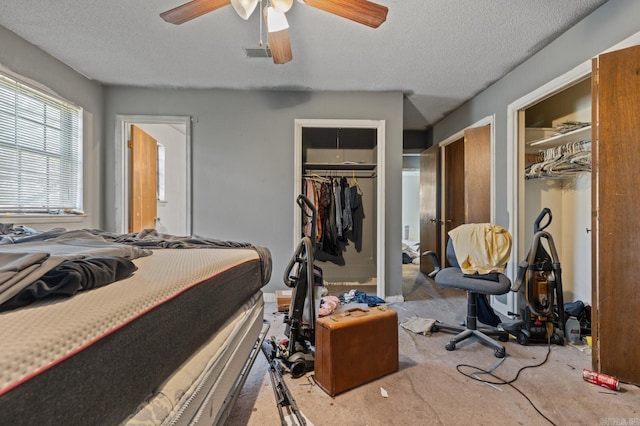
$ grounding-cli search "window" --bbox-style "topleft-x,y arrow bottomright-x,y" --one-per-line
0,74 -> 82,214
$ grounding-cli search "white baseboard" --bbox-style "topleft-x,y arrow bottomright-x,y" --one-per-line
385,295 -> 404,304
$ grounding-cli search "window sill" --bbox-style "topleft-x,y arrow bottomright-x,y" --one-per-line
0,213 -> 88,225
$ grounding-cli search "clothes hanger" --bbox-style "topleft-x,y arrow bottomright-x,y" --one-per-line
349,169 -> 358,187
527,139 -> 592,178
304,174 -> 330,183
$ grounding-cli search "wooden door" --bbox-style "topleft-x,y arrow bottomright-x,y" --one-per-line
592,44 -> 640,385
444,138 -> 465,238
129,125 -> 158,233
464,125 -> 491,223
419,144 -> 440,274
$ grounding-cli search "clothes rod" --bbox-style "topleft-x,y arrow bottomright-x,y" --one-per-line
304,171 -> 377,179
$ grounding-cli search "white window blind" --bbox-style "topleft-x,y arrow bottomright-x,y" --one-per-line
0,74 -> 82,213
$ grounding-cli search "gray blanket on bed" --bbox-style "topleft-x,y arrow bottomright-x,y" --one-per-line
0,225 -> 272,310
88,228 -> 272,284
0,229 -> 149,308
0,255 -> 138,311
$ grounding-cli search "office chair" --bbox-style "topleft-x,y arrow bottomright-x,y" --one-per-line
422,224 -> 512,358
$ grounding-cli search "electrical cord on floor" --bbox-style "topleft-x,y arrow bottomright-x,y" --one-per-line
455,338 -> 557,426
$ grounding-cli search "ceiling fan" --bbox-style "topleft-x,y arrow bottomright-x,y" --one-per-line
160,0 -> 389,64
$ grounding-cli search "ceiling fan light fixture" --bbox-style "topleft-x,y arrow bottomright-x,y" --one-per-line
271,0 -> 294,13
264,5 -> 293,64
265,6 -> 289,32
230,0 -> 259,20
160,0 -> 388,64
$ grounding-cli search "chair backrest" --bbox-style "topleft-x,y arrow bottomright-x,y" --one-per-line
446,239 -> 459,267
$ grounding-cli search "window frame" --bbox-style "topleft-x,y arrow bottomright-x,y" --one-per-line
0,72 -> 84,217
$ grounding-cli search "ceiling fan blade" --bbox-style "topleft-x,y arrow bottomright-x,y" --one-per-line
160,0 -> 231,25
268,28 -> 293,64
301,0 -> 388,28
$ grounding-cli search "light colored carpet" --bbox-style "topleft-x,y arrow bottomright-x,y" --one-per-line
225,275 -> 640,426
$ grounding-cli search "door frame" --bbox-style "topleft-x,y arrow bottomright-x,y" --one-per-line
294,119 -> 386,299
114,115 -> 192,235
506,31 -> 640,315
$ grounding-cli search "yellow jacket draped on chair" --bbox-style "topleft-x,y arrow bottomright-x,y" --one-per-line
448,223 -> 512,274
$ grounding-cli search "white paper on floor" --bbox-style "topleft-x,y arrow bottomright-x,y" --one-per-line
400,316 -> 438,335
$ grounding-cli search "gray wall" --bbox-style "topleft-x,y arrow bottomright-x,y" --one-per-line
104,88 -> 404,296
0,25 -> 105,230
432,0 -> 640,228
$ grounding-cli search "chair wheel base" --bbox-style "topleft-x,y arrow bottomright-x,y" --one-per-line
445,342 -> 456,351
495,348 -> 506,358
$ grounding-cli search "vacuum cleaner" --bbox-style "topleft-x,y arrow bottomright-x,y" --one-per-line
263,194 -> 323,379
503,208 -> 566,345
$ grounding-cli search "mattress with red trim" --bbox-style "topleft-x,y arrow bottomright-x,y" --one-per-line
0,247 -> 270,425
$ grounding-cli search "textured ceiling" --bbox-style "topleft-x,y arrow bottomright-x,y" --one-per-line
0,0 -> 608,129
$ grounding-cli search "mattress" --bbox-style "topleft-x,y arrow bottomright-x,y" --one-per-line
0,247 -> 269,425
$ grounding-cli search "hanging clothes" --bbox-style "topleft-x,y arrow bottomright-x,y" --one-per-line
302,175 -> 365,265
315,178 -> 345,266
303,178 -> 316,238
333,178 -> 343,238
341,177 -> 353,233
346,184 -> 365,252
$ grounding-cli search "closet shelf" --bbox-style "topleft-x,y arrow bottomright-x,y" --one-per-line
525,125 -> 591,153
303,162 -> 377,171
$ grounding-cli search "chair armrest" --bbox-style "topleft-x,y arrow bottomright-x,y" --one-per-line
421,250 -> 441,278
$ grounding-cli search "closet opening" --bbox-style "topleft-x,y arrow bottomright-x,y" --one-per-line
294,119 -> 386,299
522,77 -> 592,305
506,66 -> 592,316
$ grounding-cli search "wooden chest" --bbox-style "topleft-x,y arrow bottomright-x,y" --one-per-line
315,306 -> 399,396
